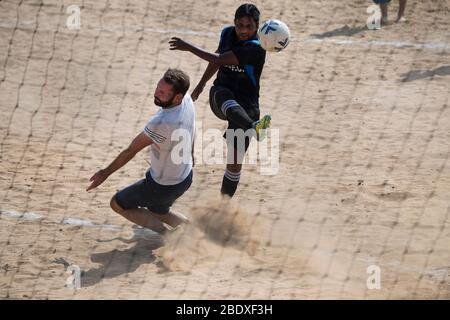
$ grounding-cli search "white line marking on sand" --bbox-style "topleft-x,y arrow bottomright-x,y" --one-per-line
304,37 -> 450,50
0,21 -> 449,50
0,209 -> 43,221
61,217 -> 122,231
0,209 -> 122,231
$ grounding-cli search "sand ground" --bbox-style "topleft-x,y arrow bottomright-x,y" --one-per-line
0,0 -> 449,299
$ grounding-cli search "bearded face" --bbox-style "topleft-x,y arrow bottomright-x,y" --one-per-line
154,79 -> 177,108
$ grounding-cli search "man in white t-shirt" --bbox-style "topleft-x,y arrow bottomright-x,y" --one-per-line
86,69 -> 195,234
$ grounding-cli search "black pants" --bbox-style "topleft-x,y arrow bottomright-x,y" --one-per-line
209,85 -> 260,152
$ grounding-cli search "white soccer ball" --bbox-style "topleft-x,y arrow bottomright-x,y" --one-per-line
257,19 -> 290,52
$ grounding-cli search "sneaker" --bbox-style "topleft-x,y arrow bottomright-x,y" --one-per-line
253,114 -> 271,141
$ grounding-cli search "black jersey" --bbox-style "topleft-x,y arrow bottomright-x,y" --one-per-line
213,26 -> 266,108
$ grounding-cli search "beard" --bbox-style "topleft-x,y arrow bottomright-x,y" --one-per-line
154,95 -> 175,108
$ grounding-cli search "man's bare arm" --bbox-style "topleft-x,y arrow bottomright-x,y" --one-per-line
86,132 -> 153,191
191,61 -> 220,101
169,37 -> 239,66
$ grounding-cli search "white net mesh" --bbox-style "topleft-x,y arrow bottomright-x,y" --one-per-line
0,0 -> 449,299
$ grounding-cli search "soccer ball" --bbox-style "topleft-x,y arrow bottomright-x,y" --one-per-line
257,19 -> 290,52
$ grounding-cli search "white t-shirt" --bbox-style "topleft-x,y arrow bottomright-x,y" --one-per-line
143,93 -> 195,185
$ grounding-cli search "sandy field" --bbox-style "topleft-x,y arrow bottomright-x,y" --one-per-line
0,0 -> 449,299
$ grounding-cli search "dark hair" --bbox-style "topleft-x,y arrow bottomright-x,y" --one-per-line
163,68 -> 190,96
234,3 -> 260,26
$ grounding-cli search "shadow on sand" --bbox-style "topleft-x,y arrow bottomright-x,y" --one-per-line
311,25 -> 367,39
400,65 -> 450,82
81,226 -> 165,287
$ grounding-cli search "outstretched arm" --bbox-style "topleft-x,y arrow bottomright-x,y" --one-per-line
191,55 -> 220,101
86,132 -> 153,191
169,37 -> 239,66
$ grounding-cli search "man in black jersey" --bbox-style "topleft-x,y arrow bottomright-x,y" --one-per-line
169,3 -> 271,198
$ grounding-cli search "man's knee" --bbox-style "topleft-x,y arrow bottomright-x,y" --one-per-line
110,195 -> 125,214
210,86 -> 234,121
214,86 -> 235,103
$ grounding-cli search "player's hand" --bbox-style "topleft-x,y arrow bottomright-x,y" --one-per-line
86,169 -> 109,191
169,37 -> 192,51
191,84 -> 204,101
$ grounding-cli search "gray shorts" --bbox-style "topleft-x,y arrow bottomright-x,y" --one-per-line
114,171 -> 192,214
